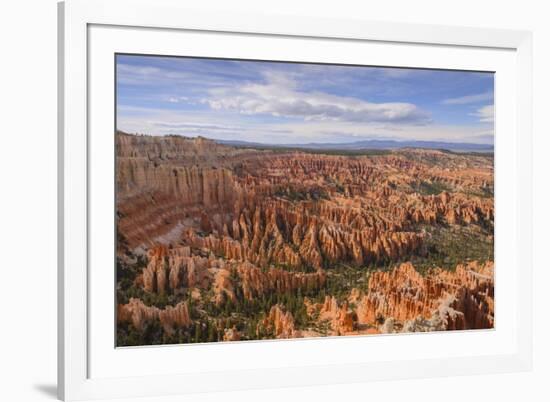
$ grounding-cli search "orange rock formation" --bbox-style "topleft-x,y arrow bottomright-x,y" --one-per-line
117,298 -> 191,335
355,261 -> 494,331
318,296 -> 355,335
116,132 -> 494,344
117,134 -> 492,271
257,305 -> 301,339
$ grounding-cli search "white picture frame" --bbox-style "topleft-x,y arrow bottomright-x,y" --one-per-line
58,0 -> 533,400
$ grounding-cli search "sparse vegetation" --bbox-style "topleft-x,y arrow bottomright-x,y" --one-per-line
412,180 -> 452,195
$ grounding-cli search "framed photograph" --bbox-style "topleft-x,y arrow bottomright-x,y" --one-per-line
58,0 -> 533,400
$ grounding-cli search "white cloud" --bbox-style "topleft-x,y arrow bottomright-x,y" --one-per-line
167,96 -> 189,103
201,72 -> 431,125
472,104 -> 494,123
442,91 -> 493,105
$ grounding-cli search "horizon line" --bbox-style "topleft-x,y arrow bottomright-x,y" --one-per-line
116,130 -> 494,147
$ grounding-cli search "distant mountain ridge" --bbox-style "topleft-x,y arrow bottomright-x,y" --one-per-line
215,138 -> 494,152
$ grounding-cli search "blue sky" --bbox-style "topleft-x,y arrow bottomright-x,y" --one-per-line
116,54 -> 494,144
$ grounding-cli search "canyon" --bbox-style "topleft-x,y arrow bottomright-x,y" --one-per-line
115,132 -> 494,345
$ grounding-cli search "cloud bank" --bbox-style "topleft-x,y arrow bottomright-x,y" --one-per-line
202,72 -> 431,125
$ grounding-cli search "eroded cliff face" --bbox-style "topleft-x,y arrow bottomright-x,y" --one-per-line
116,133 -> 493,269
118,259 -> 494,338
118,298 -> 191,336
116,132 -> 494,346
236,262 -> 326,301
354,261 -> 494,332
116,133 -> 255,249
293,261 -> 494,336
135,244 -> 326,305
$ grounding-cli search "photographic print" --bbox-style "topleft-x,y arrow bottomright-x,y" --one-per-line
115,55 -> 494,346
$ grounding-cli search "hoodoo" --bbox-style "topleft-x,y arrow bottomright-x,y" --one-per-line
116,133 -> 494,345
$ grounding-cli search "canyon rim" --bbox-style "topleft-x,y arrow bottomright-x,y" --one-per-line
115,55 -> 494,346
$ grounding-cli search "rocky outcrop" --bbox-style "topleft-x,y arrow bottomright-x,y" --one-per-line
117,298 -> 191,335
355,261 -> 494,331
117,162 -> 236,206
116,133 -> 257,250
138,244 -> 326,304
318,296 -> 355,335
212,267 -> 236,305
116,133 -> 495,345
299,260 -> 493,336
257,305 -> 301,339
237,262 -> 326,300
400,295 -> 465,332
117,134 -> 494,258
188,201 -> 425,270
117,298 -> 159,331
140,245 -> 213,294
116,131 -> 259,166
117,134 -> 493,260
413,191 -> 493,226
